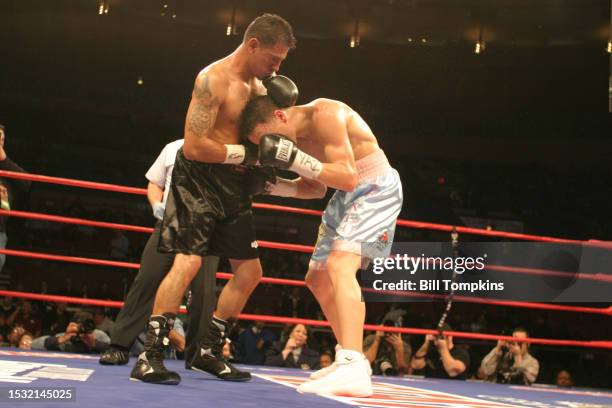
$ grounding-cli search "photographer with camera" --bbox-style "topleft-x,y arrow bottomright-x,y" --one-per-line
34,315 -> 110,354
363,320 -> 411,376
411,324 -> 469,380
480,327 -> 539,385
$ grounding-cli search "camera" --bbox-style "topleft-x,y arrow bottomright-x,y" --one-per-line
66,318 -> 96,352
379,360 -> 398,376
496,368 -> 524,384
382,319 -> 398,327
70,318 -> 95,346
76,318 -> 95,335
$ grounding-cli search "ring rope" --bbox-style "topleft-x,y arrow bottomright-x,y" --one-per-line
1,249 -> 609,315
2,209 -> 610,282
0,169 -> 596,244
1,290 -> 610,349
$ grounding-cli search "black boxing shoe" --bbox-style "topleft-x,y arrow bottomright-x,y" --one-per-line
130,349 -> 181,385
129,314 -> 181,385
99,345 -> 129,365
190,346 -> 251,382
189,316 -> 251,382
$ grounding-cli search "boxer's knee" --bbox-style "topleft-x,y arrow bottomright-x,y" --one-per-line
172,254 -> 202,285
325,251 -> 361,287
229,258 -> 262,290
305,268 -> 327,294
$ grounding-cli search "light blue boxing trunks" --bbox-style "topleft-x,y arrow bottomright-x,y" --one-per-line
309,149 -> 403,270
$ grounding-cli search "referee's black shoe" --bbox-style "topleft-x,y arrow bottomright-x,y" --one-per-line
99,346 -> 129,365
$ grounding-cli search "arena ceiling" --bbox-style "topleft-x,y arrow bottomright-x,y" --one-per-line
3,0 -> 610,49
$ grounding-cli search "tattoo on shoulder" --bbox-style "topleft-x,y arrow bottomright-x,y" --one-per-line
194,74 -> 216,102
187,74 -> 220,137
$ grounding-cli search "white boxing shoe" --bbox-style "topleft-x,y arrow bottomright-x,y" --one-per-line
309,345 -> 373,381
364,355 -> 373,376
298,350 -> 373,398
309,344 -> 342,380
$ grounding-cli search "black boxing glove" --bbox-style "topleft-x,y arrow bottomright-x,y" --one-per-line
258,133 -> 322,179
223,141 -> 259,165
242,141 -> 259,165
263,75 -> 299,108
246,166 -> 277,196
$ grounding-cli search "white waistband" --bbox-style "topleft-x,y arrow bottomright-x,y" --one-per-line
355,149 -> 391,183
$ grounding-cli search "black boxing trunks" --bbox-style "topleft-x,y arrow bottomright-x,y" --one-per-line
158,148 -> 258,259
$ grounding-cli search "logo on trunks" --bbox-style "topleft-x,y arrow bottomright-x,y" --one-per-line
251,241 -> 258,248
275,139 -> 293,162
378,230 -> 389,244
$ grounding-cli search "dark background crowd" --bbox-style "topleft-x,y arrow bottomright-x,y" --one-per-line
0,0 -> 611,391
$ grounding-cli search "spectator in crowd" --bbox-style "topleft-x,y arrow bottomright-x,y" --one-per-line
7,325 -> 27,348
1,296 -> 15,315
364,327 -> 411,376
93,308 -> 114,336
236,319 -> 276,365
7,300 -> 41,338
319,350 -> 333,369
45,302 -> 72,335
411,324 -> 470,380
480,327 -> 539,385
469,367 -> 487,381
265,324 -> 319,370
32,314 -> 110,354
18,333 -> 32,349
555,369 -> 573,388
0,123 -> 32,274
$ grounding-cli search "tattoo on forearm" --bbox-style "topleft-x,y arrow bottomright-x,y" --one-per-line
187,74 -> 219,137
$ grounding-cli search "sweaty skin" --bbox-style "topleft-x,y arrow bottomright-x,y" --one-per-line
153,38 -> 290,318
250,98 -> 381,193
248,98 -> 388,353
183,42 -> 290,162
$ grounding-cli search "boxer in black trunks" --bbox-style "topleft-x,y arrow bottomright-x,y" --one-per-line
99,140 -> 220,367
129,14 -> 297,385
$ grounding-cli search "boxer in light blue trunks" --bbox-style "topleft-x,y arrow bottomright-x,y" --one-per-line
239,95 -> 403,397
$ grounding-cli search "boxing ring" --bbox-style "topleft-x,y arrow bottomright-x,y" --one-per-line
0,169 -> 611,408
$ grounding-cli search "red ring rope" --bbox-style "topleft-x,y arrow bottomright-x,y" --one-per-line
0,170 -> 610,346
2,239 -> 611,283
1,247 -> 609,315
0,169 -> 597,244
0,209 -> 154,234
1,290 -> 610,349
1,209 -> 610,283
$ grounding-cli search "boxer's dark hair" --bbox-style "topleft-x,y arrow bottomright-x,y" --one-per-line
243,13 -> 296,49
0,123 -> 4,131
238,95 -> 279,141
